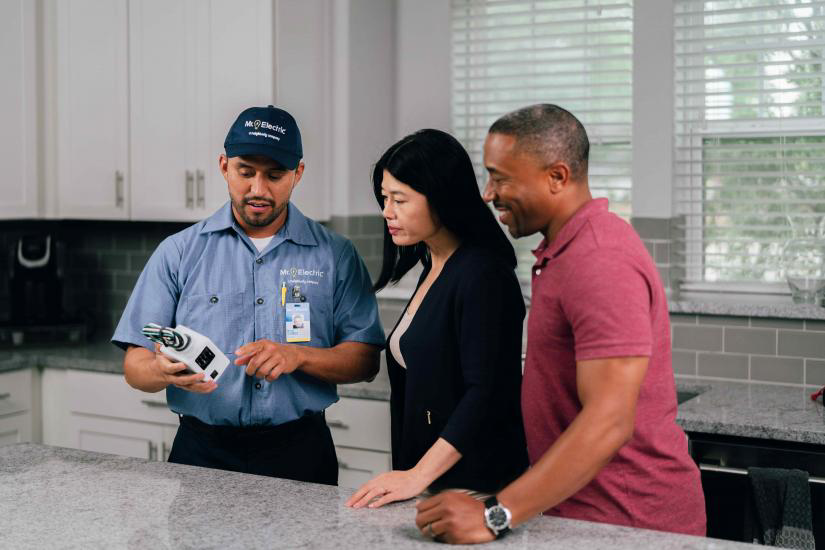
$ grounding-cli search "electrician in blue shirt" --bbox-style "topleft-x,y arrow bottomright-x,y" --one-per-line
112,105 -> 385,485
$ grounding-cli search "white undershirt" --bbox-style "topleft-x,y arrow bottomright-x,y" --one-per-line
250,236 -> 274,253
389,309 -> 415,369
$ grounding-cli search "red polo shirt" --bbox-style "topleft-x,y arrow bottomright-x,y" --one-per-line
522,198 -> 706,535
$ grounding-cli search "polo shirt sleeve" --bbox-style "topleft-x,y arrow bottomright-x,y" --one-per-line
111,236 -> 182,351
560,249 -> 653,361
331,240 -> 385,348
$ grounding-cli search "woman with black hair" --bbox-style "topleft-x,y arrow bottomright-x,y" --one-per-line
345,129 -> 528,509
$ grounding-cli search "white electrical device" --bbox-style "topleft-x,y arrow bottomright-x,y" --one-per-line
142,323 -> 230,382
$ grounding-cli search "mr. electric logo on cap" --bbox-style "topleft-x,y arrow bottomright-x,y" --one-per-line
244,119 -> 287,135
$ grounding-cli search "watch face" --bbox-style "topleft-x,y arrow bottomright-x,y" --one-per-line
487,506 -> 508,529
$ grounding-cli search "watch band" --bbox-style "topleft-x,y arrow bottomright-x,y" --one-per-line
483,496 -> 511,539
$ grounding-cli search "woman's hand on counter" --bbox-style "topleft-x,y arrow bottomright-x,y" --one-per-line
345,469 -> 429,508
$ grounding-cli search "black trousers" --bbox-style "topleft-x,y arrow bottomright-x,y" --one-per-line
167,412 -> 338,486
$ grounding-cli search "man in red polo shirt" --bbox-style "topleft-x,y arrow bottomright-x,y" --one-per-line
415,104 -> 705,543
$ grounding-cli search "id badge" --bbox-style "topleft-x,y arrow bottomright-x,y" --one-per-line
285,302 -> 311,343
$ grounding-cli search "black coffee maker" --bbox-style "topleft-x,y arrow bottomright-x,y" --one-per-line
9,234 -> 66,325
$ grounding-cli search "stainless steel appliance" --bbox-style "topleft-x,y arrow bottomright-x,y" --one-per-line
689,432 -> 825,547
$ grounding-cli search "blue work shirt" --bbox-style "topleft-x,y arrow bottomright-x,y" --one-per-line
112,201 -> 385,426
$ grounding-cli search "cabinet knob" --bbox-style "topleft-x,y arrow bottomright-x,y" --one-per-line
115,171 -> 125,208
148,441 -> 158,461
0,393 -> 10,400
196,170 -> 205,208
327,419 -> 349,429
140,399 -> 167,408
185,171 -> 195,208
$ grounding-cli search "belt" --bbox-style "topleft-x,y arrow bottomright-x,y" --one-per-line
179,411 -> 325,440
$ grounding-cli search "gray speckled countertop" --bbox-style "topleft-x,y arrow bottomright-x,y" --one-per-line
669,299 -> 825,320
675,377 -> 825,445
0,443 -> 755,550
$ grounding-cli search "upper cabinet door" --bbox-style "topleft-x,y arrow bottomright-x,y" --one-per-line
56,0 -> 130,219
129,0 -> 205,222
201,0 -> 275,217
0,0 -> 38,218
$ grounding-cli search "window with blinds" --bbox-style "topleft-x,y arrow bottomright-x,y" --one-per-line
451,0 -> 633,284
674,0 -> 825,291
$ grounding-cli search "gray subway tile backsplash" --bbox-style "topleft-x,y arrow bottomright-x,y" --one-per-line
750,355 -> 804,384
672,350 -> 697,375
697,352 -> 749,379
806,360 -> 825,386
698,315 -> 750,327
750,317 -> 805,330
673,325 -> 724,352
724,327 -> 777,355
778,330 -> 825,359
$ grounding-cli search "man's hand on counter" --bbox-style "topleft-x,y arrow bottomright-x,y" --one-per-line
234,339 -> 303,381
415,492 -> 495,544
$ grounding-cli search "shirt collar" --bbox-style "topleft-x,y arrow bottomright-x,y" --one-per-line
199,201 -> 318,247
533,197 -> 609,263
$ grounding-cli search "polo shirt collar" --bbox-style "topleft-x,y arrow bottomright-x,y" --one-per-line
199,201 -> 318,247
533,197 -> 609,263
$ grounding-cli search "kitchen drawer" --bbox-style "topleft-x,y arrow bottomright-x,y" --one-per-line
67,370 -> 178,426
0,368 -> 34,416
336,446 -> 392,489
325,397 -> 390,452
0,410 -> 32,446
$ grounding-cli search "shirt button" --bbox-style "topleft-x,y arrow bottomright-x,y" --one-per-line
535,269 -> 542,276
256,298 -> 264,305
209,296 -> 219,304
255,382 -> 262,390
256,258 -> 263,264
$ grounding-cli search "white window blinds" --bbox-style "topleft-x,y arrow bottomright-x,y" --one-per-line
451,0 -> 633,283
674,0 -> 825,290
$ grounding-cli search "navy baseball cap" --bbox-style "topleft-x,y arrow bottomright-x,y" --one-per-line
224,105 -> 303,170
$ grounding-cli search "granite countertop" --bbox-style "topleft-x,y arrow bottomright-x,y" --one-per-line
0,443 -> 756,550
675,377 -> 825,445
4,344 -> 825,443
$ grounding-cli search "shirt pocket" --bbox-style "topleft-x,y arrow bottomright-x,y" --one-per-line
293,286 -> 332,347
180,291 -> 247,355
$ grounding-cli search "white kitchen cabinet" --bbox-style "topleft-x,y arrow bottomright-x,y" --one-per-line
65,370 -> 179,461
326,396 -> 392,488
0,0 -> 38,218
0,368 -> 38,447
55,0 -> 274,222
129,0 -> 273,221
55,0 -> 130,220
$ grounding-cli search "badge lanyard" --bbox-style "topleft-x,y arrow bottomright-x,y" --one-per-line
282,281 -> 310,343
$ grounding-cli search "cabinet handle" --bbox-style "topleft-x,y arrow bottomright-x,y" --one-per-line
140,399 -> 167,408
148,441 -> 158,461
0,393 -> 10,400
162,441 -> 171,462
185,170 -> 195,208
196,170 -> 205,208
337,460 -> 371,473
698,463 -> 825,485
327,419 -> 349,429
115,171 -> 124,208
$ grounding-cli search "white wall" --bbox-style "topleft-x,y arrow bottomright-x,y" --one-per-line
395,0 -> 451,137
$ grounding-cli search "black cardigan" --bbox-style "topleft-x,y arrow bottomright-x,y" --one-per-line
387,244 -> 528,493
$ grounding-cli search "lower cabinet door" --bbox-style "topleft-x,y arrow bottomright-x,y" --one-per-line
70,414 -> 174,461
336,446 -> 391,489
0,412 -> 32,447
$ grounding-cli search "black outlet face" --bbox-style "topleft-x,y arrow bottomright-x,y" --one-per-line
195,346 -> 215,369
210,370 -> 218,379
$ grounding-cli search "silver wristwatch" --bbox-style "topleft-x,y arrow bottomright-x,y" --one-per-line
483,496 -> 512,538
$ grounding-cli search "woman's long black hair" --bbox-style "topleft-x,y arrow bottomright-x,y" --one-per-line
372,129 -> 516,292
